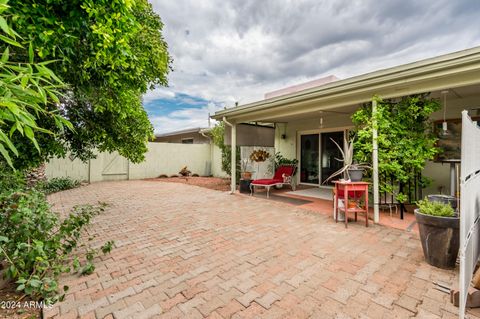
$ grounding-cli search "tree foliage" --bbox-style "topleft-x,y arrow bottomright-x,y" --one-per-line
6,0 -> 171,168
352,94 -> 440,197
0,0 -> 71,168
211,122 -> 240,179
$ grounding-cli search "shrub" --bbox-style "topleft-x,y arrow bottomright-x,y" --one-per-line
0,190 -> 113,304
211,122 -> 240,180
37,177 -> 81,194
178,166 -> 191,177
352,94 -> 439,198
269,152 -> 299,174
417,199 -> 455,217
0,164 -> 26,193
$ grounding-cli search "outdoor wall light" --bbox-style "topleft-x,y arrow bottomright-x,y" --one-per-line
441,90 -> 450,136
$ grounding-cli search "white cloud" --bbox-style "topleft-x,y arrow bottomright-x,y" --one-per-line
151,102 -> 221,134
145,0 -> 480,132
143,88 -> 176,103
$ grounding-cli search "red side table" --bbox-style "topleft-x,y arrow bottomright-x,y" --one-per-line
333,181 -> 370,228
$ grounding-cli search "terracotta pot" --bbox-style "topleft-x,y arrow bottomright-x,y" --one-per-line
241,172 -> 252,180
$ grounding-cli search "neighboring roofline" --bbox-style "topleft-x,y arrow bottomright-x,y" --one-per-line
212,46 -> 480,120
155,127 -> 208,138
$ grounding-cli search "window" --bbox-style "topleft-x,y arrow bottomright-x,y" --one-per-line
181,138 -> 194,144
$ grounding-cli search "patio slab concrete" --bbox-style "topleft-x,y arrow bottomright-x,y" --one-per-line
45,180 -> 472,319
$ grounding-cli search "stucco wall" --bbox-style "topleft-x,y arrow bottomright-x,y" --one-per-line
45,156 -> 90,181
211,145 -> 229,178
129,143 -> 212,179
46,143 -> 229,182
274,114 -> 353,160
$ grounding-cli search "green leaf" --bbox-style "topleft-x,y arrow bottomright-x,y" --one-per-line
1,46 -> 8,63
29,279 -> 42,288
28,42 -> 34,63
23,125 -> 40,152
0,129 -> 18,155
0,34 -> 23,47
0,16 -> 10,35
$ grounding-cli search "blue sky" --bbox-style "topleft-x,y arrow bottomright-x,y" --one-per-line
145,0 -> 480,134
143,90 -> 222,134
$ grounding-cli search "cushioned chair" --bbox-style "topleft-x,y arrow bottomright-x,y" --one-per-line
250,165 -> 296,198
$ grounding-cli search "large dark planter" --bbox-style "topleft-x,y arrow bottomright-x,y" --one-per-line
239,179 -> 252,194
348,169 -> 363,182
414,209 -> 459,269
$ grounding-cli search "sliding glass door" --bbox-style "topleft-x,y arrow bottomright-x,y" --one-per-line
320,131 -> 344,185
299,131 -> 345,185
300,134 -> 319,184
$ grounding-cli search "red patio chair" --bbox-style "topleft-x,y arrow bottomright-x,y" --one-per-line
250,164 -> 297,198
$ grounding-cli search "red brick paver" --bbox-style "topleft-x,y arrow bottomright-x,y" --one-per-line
45,181 -> 471,318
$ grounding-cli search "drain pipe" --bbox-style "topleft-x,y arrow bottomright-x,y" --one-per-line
200,129 -> 213,176
223,117 -> 236,194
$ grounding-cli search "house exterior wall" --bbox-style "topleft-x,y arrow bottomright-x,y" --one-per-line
154,132 -> 210,144
274,114 -> 353,160
274,94 -> 480,196
46,143 -> 229,182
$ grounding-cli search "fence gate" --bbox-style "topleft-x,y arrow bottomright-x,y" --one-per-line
101,152 -> 129,181
459,110 -> 480,318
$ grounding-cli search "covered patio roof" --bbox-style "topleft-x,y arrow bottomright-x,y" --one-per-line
214,45 -> 480,224
212,46 -> 480,123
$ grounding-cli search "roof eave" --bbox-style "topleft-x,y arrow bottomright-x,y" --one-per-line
212,46 -> 480,121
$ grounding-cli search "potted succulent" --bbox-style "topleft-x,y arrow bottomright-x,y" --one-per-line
414,198 -> 459,269
324,136 -> 370,183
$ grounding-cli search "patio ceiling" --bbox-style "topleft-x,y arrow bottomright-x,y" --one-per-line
212,46 -> 480,123
258,83 -> 480,123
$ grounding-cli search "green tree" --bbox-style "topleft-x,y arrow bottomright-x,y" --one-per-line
6,0 -> 171,169
352,94 -> 440,199
0,0 -> 71,168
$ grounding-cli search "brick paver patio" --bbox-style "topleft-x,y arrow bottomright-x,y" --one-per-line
45,180 -> 469,319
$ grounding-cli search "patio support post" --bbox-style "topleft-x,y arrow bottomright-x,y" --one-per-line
223,117 -> 236,194
231,122 -> 237,194
372,98 -> 380,223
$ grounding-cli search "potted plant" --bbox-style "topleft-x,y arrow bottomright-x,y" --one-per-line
240,158 -> 253,180
414,198 -> 459,269
324,136 -> 370,183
